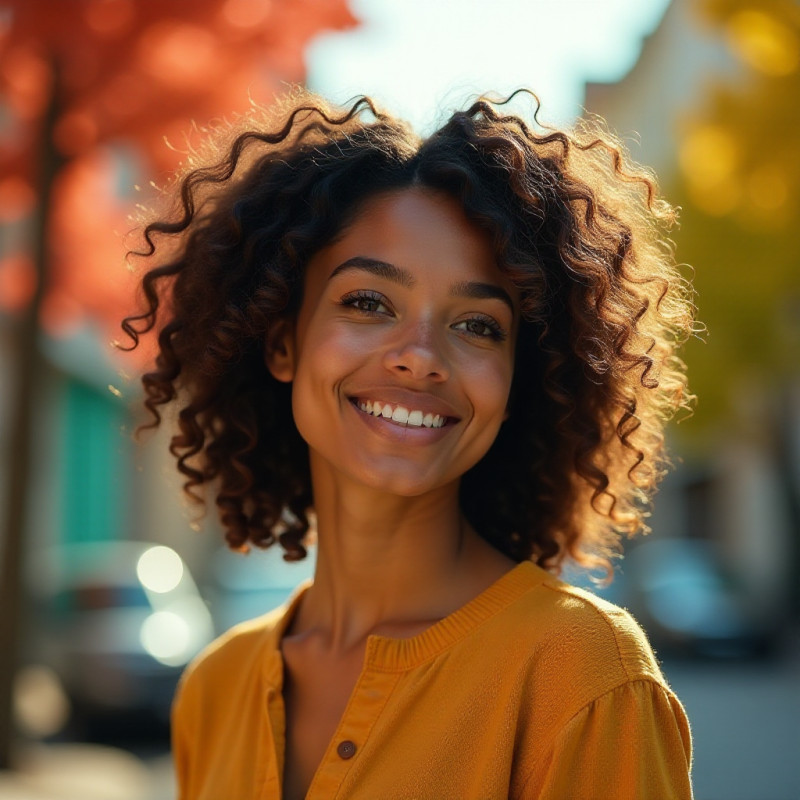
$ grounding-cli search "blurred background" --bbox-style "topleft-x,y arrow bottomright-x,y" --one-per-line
0,0 -> 798,798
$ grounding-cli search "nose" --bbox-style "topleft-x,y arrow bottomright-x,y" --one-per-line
382,320 -> 449,381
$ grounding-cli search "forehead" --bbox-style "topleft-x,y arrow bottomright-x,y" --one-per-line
306,188 -> 514,293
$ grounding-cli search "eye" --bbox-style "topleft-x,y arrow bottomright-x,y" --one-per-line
340,289 -> 391,315
453,316 -> 507,342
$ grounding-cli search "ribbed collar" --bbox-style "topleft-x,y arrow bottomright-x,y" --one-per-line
259,561 -> 547,679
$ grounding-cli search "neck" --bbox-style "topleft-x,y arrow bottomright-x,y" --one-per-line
291,453 -> 514,652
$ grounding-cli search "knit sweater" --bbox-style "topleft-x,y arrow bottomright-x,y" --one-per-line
172,561 -> 693,799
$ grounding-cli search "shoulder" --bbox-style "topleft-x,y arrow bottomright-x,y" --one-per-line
485,564 -> 668,716
521,565 -> 663,683
175,602 -> 289,709
170,599 -> 301,796
487,564 -> 684,759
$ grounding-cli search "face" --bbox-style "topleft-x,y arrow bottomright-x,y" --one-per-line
267,188 -> 519,498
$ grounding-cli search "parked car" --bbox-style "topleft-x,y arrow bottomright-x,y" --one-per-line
564,538 -> 778,658
621,538 -> 776,659
205,543 -> 316,635
29,540 -> 214,728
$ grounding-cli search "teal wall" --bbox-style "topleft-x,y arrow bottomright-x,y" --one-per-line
61,380 -> 130,544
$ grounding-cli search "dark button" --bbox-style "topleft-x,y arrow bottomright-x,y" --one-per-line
337,740 -> 356,759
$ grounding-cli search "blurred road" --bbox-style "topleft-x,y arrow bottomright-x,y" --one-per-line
0,744 -> 173,800
663,635 -> 800,800
0,640 -> 797,800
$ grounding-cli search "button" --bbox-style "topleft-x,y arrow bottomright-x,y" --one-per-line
337,740 -> 356,759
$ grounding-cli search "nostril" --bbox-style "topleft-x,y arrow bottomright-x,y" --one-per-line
383,341 -> 449,381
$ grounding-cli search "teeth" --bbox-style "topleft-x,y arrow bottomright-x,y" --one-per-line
357,400 -> 447,428
392,406 -> 409,424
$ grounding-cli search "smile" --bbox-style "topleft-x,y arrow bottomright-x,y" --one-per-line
355,399 -> 448,428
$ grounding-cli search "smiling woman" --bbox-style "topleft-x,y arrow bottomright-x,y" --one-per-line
120,89 -> 695,799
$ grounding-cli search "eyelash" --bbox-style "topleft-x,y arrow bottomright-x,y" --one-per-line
340,289 -> 389,315
339,290 -> 508,342
454,316 -> 507,342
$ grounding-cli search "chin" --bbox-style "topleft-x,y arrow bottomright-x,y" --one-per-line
348,455 -> 471,498
358,470 -> 444,498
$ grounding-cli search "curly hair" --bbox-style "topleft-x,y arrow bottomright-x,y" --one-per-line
120,88 -> 695,576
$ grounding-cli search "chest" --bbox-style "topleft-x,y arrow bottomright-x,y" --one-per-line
189,642 -> 531,800
281,642 -> 366,800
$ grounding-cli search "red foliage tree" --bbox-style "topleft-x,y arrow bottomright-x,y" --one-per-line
0,0 -> 355,329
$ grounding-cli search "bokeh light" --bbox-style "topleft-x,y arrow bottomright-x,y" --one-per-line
139,610 -> 192,665
136,546 -> 184,594
726,9 -> 799,77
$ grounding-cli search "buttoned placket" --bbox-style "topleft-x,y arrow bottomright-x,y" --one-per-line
294,645 -> 403,799
255,629 -> 403,800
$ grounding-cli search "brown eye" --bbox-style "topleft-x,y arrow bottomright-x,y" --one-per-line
353,297 -> 382,312
340,290 -> 391,315
453,316 -> 507,341
464,320 -> 492,336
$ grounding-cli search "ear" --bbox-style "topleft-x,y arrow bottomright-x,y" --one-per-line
264,316 -> 296,383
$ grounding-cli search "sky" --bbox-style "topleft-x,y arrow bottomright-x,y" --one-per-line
307,0 -> 672,132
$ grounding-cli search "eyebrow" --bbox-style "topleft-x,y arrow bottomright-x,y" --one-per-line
329,257 -> 415,288
329,256 -> 515,314
449,280 -> 515,314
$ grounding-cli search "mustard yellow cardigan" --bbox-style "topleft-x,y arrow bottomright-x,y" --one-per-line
172,561 -> 693,799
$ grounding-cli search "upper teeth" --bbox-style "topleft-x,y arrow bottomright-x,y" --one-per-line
358,400 -> 446,428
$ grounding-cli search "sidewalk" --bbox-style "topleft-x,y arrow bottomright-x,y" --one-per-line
0,744 -> 174,800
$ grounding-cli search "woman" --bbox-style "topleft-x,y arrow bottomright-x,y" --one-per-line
121,90 -> 695,799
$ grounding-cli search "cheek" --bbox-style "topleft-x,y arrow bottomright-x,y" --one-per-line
483,366 -> 514,428
459,353 -> 514,458
470,351 -> 514,412
299,311 -> 375,366
288,323 -> 365,441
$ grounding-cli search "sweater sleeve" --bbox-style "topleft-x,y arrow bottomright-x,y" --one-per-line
520,679 -> 693,800
170,671 -> 196,800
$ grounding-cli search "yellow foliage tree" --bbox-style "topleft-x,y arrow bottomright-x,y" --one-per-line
672,0 -> 800,439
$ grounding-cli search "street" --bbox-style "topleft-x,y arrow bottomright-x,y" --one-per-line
663,639 -> 800,800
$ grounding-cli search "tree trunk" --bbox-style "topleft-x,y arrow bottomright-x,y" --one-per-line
0,63 -> 62,770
